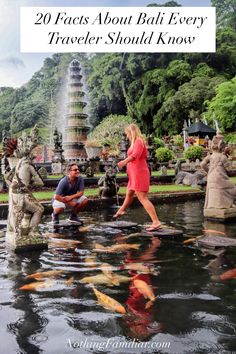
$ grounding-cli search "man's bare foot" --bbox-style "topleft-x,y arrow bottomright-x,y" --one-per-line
113,210 -> 126,219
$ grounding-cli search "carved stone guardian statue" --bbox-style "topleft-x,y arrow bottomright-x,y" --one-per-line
5,126 -> 48,251
52,128 -> 65,174
98,167 -> 119,199
200,133 -> 236,220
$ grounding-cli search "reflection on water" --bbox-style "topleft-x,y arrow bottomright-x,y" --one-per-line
0,200 -> 236,354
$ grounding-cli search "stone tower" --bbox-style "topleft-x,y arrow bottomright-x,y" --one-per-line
63,59 -> 90,160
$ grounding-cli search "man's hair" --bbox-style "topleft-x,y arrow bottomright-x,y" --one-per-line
66,163 -> 79,174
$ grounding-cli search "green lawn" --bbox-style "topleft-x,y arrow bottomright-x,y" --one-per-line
0,184 -> 198,203
231,176 -> 236,184
47,170 -> 175,179
0,177 -> 234,203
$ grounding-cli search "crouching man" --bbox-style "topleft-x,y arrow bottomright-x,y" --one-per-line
52,163 -> 88,224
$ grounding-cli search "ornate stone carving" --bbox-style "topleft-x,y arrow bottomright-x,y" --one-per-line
98,167 -> 119,199
53,127 -> 63,151
200,134 -> 236,220
5,126 -> 47,251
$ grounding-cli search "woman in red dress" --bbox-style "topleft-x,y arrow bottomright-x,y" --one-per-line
114,124 -> 161,231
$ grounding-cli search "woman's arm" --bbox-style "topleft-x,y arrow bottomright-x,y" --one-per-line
117,156 -> 134,169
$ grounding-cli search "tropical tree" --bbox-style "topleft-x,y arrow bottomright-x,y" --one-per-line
87,54 -> 126,126
87,114 -> 134,150
204,76 -> 236,131
153,75 -> 225,135
11,100 -> 48,133
211,0 -> 236,30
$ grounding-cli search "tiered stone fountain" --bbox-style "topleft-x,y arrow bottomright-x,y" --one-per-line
63,59 -> 90,161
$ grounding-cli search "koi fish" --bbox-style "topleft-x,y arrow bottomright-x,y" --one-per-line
124,232 -> 151,240
79,225 -> 93,233
219,268 -> 236,281
100,263 -> 120,286
49,239 -> 82,248
65,276 -> 75,285
84,256 -> 98,268
203,229 -> 226,236
123,263 -> 158,275
133,279 -> 156,309
80,273 -> 130,286
92,286 -> 126,314
45,232 -> 64,238
94,243 -> 140,253
19,280 -> 55,291
183,235 -> 203,244
26,270 -> 64,280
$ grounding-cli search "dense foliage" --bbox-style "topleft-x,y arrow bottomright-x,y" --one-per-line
204,76 -> 236,131
184,146 -> 204,161
153,137 -> 165,149
0,0 -> 235,142
155,147 -> 174,162
87,114 -> 133,150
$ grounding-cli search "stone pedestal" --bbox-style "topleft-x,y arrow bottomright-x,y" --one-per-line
6,229 -> 48,253
6,212 -> 48,252
90,160 -> 101,174
52,161 -> 65,174
52,149 -> 65,174
204,207 -> 236,221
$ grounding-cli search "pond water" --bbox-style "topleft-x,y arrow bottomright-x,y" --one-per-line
0,200 -> 236,354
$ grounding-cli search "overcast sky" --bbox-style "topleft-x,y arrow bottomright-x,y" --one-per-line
0,0 -> 212,88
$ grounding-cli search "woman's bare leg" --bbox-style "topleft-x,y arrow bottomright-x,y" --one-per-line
136,191 -> 161,229
113,189 -> 135,218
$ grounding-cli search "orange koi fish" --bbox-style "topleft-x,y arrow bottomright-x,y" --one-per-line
203,229 -> 226,236
183,235 -> 203,244
100,263 -> 120,286
123,263 -> 158,275
94,243 -> 140,253
133,279 -> 156,309
26,270 -> 64,280
80,273 -> 130,286
84,256 -> 98,268
219,268 -> 236,281
124,232 -> 151,240
65,276 -> 75,285
45,232 -> 65,238
92,286 -> 126,314
79,225 -> 93,233
19,280 -> 55,291
49,239 -> 82,248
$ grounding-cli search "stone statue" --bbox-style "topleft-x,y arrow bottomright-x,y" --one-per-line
98,167 -> 119,199
85,162 -> 94,178
160,165 -> 167,176
5,126 -> 47,251
200,134 -> 236,220
53,127 -> 63,150
174,160 -> 182,176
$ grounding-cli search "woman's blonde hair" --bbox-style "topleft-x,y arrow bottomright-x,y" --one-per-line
125,124 -> 146,147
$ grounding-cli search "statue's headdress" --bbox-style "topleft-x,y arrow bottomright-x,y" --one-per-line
211,133 -> 225,152
16,125 -> 39,158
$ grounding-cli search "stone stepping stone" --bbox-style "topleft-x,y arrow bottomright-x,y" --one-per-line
144,226 -> 183,238
92,226 -> 123,234
100,221 -> 138,229
47,220 -> 83,228
197,236 -> 236,248
201,248 -> 226,257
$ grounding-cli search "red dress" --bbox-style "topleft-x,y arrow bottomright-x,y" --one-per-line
127,138 -> 150,192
